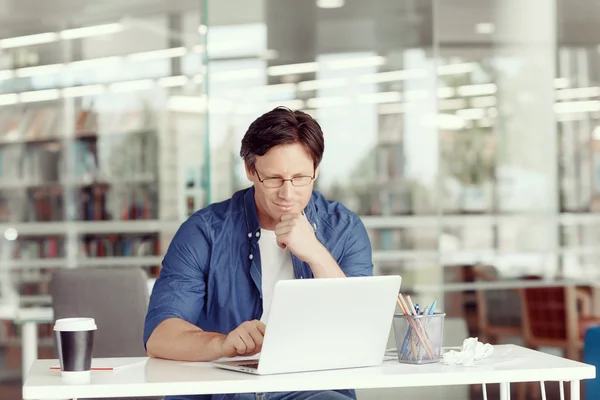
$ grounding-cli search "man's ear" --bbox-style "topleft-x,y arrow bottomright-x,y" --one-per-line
314,166 -> 320,180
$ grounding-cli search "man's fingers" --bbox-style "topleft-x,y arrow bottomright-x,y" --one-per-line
233,336 -> 247,354
276,234 -> 289,249
238,330 -> 256,354
247,327 -> 264,352
274,225 -> 293,235
254,321 -> 267,335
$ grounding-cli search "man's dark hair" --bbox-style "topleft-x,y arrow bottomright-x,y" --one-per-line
240,107 -> 324,172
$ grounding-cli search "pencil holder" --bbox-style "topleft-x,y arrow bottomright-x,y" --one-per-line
393,313 -> 445,364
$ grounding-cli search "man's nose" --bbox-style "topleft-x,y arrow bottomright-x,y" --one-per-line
278,180 -> 293,199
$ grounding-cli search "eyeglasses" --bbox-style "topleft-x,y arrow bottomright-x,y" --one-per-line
255,169 -> 315,188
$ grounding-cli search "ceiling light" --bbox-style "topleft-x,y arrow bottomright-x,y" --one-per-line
62,85 -> 106,98
60,23 -> 123,40
109,79 -> 155,93
0,70 -> 14,81
554,100 -> 600,114
470,96 -> 497,108
0,93 -> 18,105
0,32 -> 59,48
475,23 -> 495,35
127,47 -> 187,62
69,56 -> 123,70
158,76 -> 189,87
437,87 -> 455,99
20,89 -> 60,103
317,0 -> 344,8
457,108 -> 486,120
556,87 -> 600,100
437,62 -> 477,76
16,64 -> 64,78
211,69 -> 263,81
457,83 -> 497,97
359,69 -> 427,84
267,62 -> 318,76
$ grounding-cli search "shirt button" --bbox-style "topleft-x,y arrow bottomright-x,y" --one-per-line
256,232 -> 260,237
249,254 -> 253,260
248,233 -> 252,238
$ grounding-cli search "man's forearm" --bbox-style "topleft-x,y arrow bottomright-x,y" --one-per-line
307,244 -> 346,278
146,318 -> 225,361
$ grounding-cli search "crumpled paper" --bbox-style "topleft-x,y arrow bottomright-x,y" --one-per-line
442,337 -> 494,366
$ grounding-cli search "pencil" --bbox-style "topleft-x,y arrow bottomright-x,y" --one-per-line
398,294 -> 435,359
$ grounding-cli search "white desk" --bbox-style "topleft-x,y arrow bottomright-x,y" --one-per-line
23,345 -> 595,400
14,307 -> 54,380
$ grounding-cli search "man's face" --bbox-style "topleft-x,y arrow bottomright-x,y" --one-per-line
246,143 -> 319,229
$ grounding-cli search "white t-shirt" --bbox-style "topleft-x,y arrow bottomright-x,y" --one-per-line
258,228 -> 294,324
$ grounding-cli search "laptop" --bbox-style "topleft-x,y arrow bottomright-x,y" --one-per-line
213,275 -> 402,375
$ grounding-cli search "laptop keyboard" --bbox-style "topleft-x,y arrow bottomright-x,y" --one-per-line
239,362 -> 259,369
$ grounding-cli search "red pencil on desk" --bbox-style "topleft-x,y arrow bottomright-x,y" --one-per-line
50,367 -> 115,371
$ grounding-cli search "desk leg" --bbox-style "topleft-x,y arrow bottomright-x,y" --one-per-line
500,382 -> 510,400
570,380 -> 580,400
21,321 -> 37,381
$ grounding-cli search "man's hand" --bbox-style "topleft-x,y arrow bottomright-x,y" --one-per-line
275,213 -> 323,263
220,320 -> 266,358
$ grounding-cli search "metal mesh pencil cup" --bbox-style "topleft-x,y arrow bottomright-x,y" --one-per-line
392,313 -> 445,364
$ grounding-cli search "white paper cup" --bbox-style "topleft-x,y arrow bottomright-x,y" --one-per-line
54,318 -> 97,384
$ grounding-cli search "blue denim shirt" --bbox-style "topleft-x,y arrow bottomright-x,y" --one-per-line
144,186 -> 373,400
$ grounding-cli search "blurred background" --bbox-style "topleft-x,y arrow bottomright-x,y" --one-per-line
1,0 -> 600,398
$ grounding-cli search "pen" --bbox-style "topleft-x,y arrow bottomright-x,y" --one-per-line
428,300 -> 437,315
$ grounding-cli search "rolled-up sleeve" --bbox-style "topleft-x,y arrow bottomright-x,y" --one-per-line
144,217 -> 210,347
339,215 -> 374,277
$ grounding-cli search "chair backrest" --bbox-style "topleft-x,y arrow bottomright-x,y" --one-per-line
474,265 -> 522,338
522,286 -> 567,341
50,268 -> 149,358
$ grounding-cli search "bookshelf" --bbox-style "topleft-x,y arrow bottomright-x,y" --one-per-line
0,100 -> 173,299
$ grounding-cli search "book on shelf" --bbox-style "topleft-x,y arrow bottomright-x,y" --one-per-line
10,236 -> 64,259
22,107 -> 60,141
79,234 -> 159,258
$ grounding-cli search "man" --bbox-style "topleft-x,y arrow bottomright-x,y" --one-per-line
144,107 -> 373,400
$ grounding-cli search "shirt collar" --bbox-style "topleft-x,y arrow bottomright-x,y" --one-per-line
243,185 -> 319,238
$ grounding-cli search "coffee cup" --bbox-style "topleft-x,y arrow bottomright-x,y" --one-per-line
53,318 -> 97,384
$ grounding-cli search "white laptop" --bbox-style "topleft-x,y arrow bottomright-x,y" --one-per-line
213,275 -> 402,375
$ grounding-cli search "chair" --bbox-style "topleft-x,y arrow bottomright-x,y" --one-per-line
49,267 -> 149,359
473,265 -> 523,344
584,325 -> 600,399
520,279 -> 600,360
